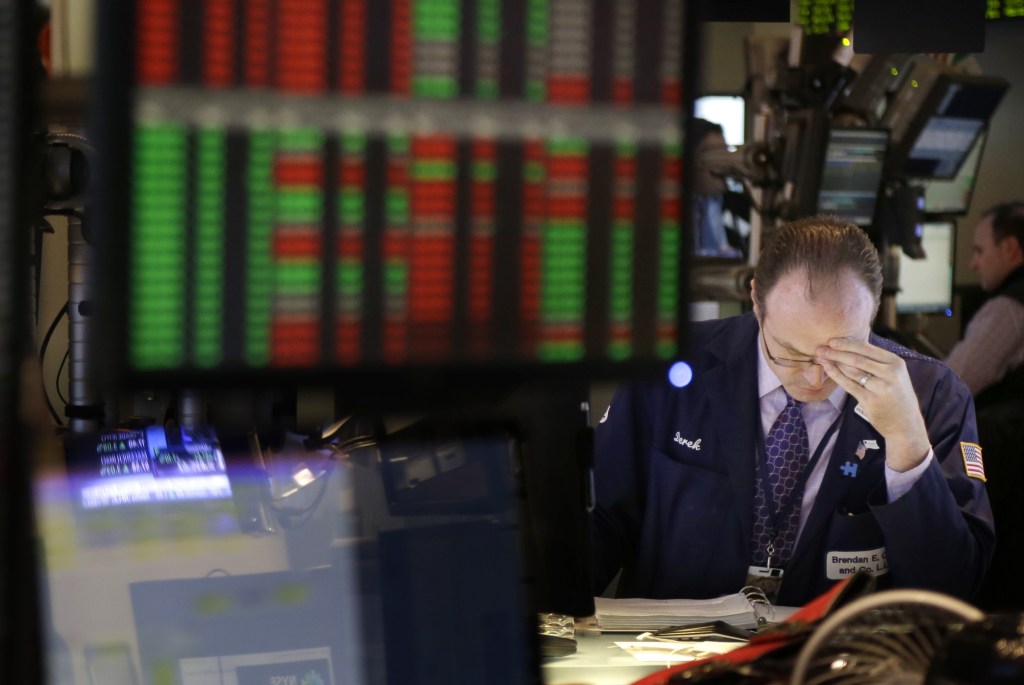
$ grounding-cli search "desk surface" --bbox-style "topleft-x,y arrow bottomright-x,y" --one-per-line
541,633 -> 670,685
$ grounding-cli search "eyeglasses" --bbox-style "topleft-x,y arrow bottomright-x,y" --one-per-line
760,326 -> 820,369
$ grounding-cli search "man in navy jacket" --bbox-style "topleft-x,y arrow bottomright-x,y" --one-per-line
593,217 -> 994,607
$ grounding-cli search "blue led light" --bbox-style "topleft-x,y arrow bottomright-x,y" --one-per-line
668,361 -> 693,388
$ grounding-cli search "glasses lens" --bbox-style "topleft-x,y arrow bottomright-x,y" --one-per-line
762,327 -> 816,368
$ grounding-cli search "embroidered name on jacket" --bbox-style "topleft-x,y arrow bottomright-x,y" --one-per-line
674,432 -> 701,450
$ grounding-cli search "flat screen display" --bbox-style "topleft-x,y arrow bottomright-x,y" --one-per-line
920,129 -> 986,215
816,127 -> 889,226
905,116 -> 983,179
64,426 -> 232,510
92,0 -> 692,389
896,221 -> 955,315
695,94 -> 745,147
62,426 -> 239,544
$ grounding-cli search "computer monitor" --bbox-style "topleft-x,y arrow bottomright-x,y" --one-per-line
62,426 -> 240,544
131,423 -> 537,685
919,129 -> 987,215
884,66 -> 1007,179
816,127 -> 889,226
90,0 -> 694,394
695,94 -> 745,147
896,221 -> 956,316
131,567 -> 367,685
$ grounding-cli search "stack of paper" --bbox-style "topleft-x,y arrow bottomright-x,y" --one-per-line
594,593 -> 763,631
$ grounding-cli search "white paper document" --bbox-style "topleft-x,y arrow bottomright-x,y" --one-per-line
594,592 -> 795,632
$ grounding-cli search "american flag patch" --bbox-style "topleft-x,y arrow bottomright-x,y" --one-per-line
961,442 -> 986,482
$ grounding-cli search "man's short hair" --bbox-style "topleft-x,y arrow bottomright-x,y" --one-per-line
985,202 -> 1024,252
753,215 -> 883,316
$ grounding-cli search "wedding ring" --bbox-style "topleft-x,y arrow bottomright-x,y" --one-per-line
858,374 -> 872,387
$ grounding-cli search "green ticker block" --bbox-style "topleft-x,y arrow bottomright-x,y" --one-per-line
134,145 -> 187,164
523,161 -> 545,182
340,209 -> 364,224
197,174 -> 225,192
411,159 -> 457,180
340,190 -> 365,212
544,219 -> 585,233
279,128 -> 323,150
544,296 -> 585,313
341,134 -> 367,154
275,263 -> 320,292
547,138 -> 588,155
134,213 -> 186,233
245,346 -> 270,367
542,236 -> 585,252
195,284 -> 221,299
384,265 -> 408,289
387,134 -> 410,154
385,194 -> 409,222
132,262 -> 186,280
134,169 -> 184,188
194,349 -> 222,368
131,292 -> 184,310
276,190 -> 322,221
657,341 -> 676,358
608,342 -> 632,360
540,303 -> 584,318
337,265 -> 363,287
525,80 -> 546,102
131,349 -> 184,370
526,2 -> 548,43
132,313 -> 184,335
477,24 -> 500,42
413,77 -> 458,99
196,215 -> 222,231
471,162 -> 497,181
610,308 -> 632,322
537,342 -> 584,362
413,15 -> 459,36
610,282 -> 632,297
542,257 -> 585,273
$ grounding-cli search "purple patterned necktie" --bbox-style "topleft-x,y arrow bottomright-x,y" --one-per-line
751,390 -> 810,568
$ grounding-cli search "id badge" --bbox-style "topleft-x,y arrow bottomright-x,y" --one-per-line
746,565 -> 784,604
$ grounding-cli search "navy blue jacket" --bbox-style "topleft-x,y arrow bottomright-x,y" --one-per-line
592,313 -> 995,606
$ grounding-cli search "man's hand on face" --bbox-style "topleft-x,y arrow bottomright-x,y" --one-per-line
816,337 -> 932,472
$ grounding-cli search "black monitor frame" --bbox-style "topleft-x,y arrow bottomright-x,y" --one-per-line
2,0 -> 44,679
815,126 -> 890,227
885,70 -> 1007,180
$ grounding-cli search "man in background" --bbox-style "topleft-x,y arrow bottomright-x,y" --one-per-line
946,201 -> 1024,609
692,118 -> 745,259
946,202 -> 1024,400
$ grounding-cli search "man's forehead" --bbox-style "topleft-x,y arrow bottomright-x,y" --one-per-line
763,269 -> 875,318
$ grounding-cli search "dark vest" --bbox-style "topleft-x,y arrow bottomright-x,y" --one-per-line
973,264 -> 1024,410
